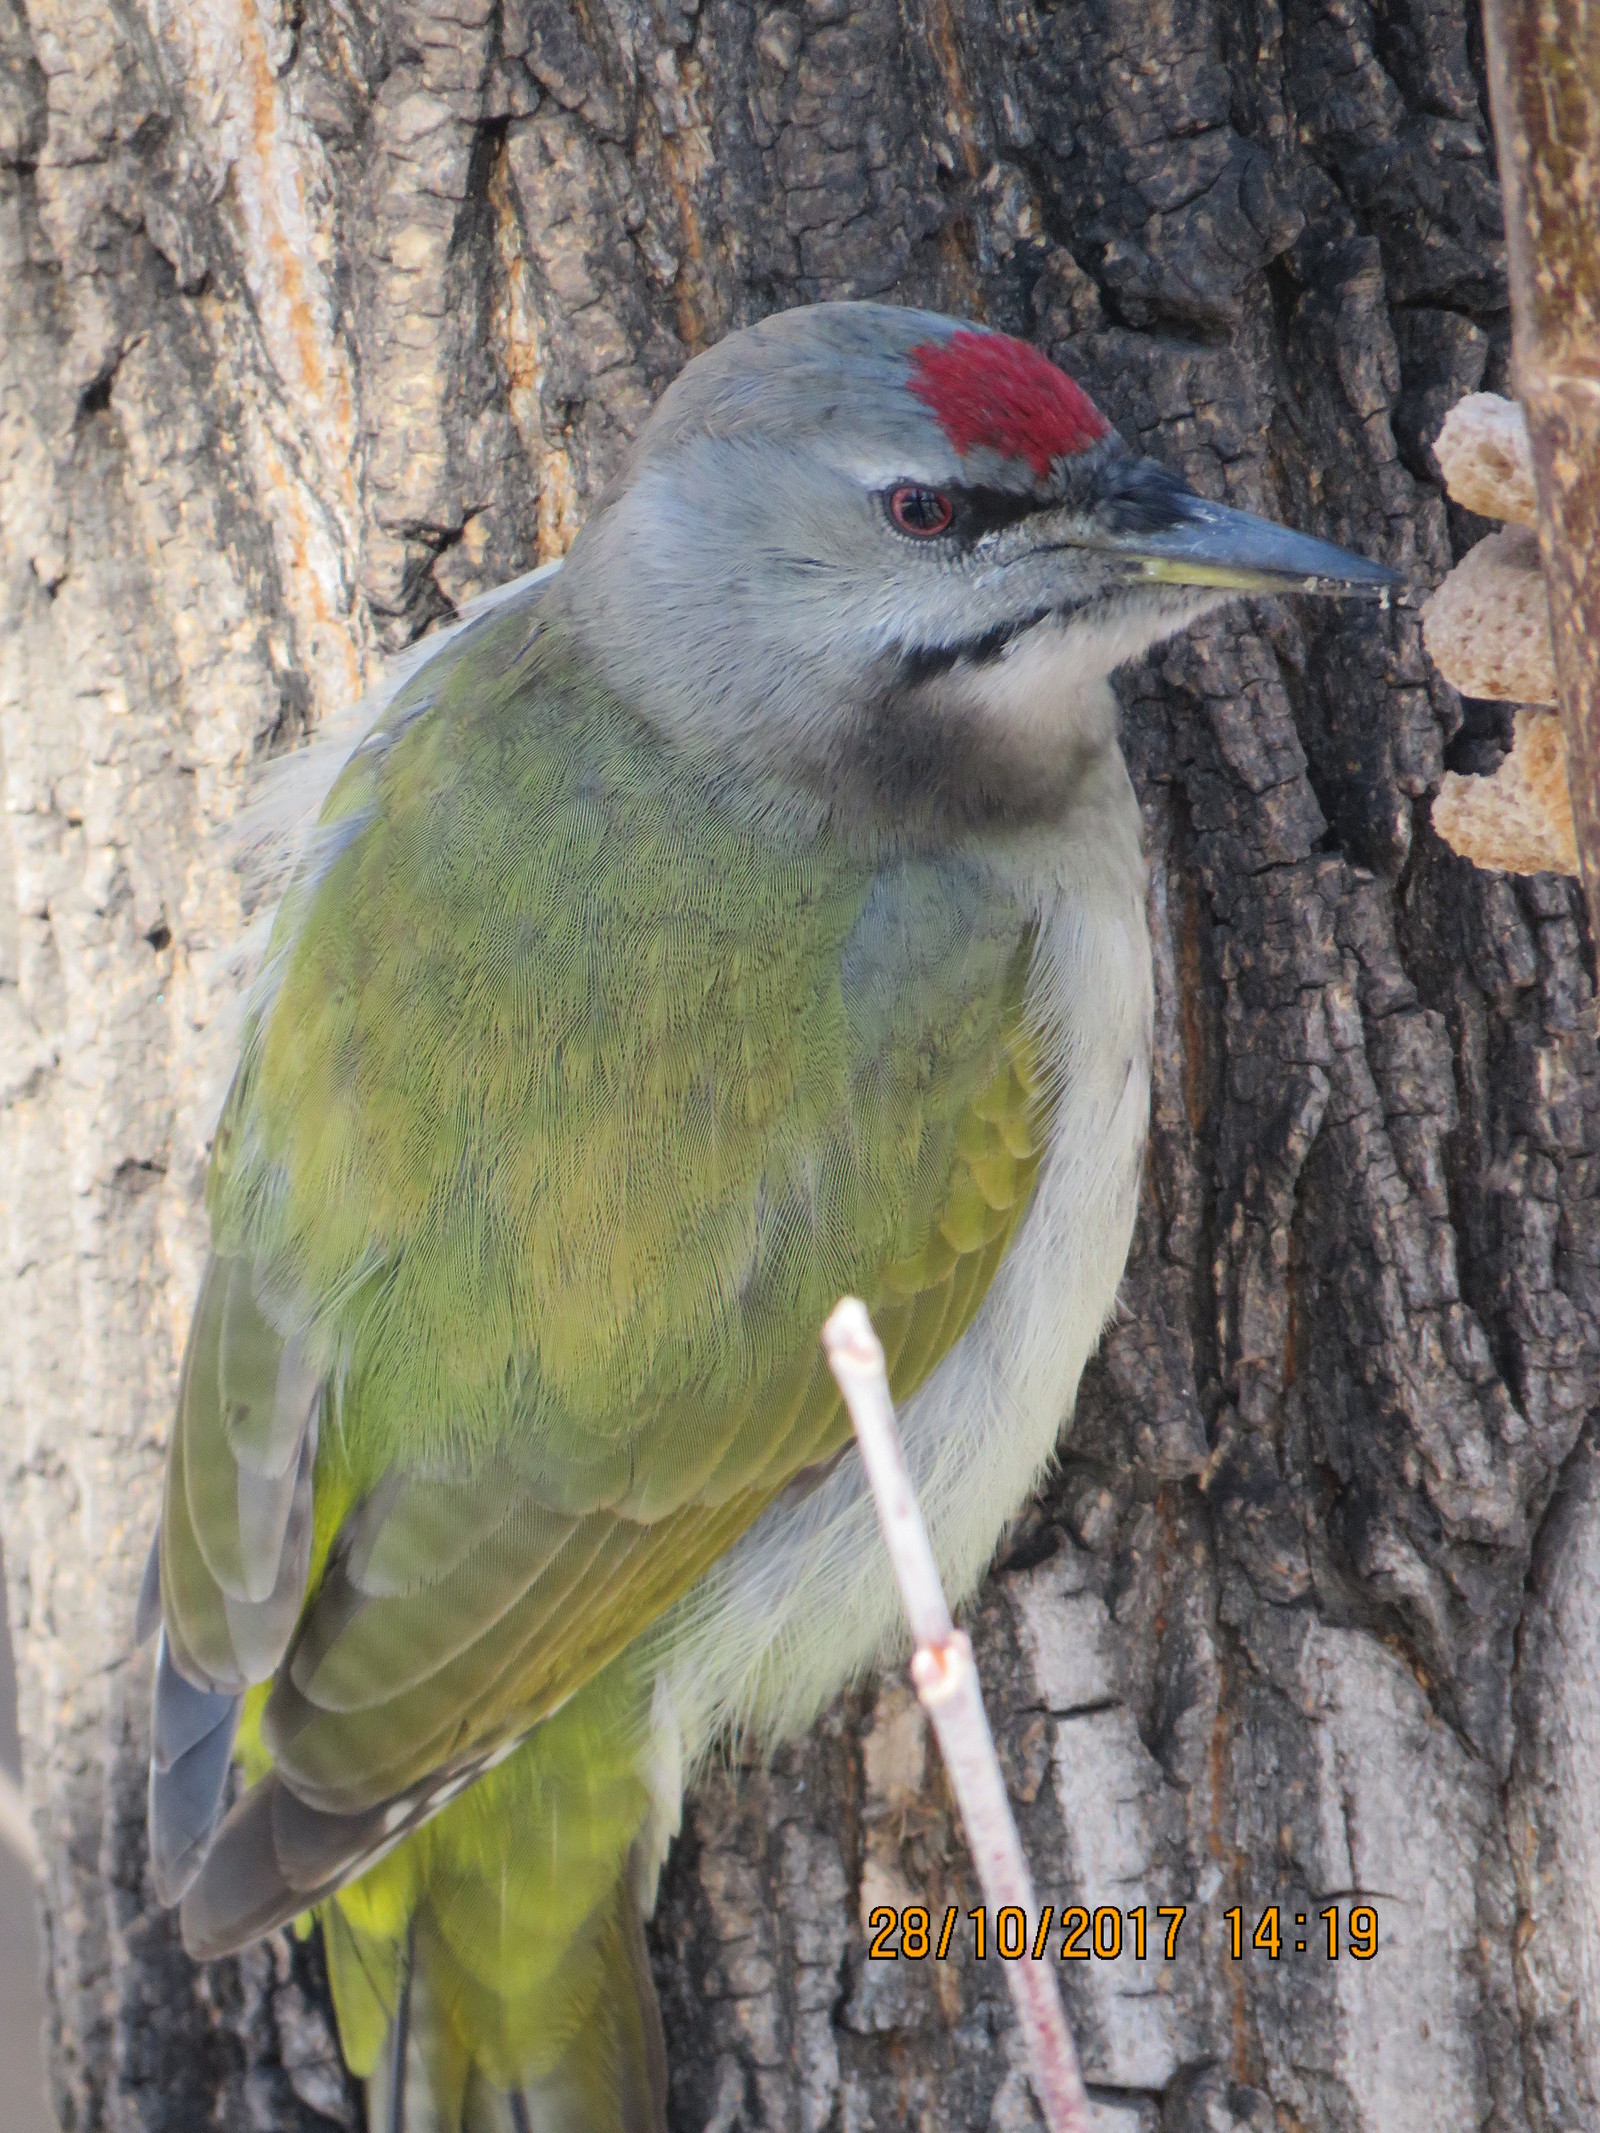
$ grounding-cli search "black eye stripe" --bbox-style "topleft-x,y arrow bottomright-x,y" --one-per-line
955,486 -> 1044,533
884,483 -> 1048,541
883,445 -> 1163,544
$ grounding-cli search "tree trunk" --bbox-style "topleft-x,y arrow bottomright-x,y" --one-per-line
0,0 -> 1591,2126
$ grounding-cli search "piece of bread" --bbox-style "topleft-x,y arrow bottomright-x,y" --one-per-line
1424,392 -> 1578,876
1432,708 -> 1578,877
1421,525 -> 1556,705
1432,392 -> 1539,527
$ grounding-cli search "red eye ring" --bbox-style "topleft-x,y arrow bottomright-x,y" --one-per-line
890,485 -> 955,536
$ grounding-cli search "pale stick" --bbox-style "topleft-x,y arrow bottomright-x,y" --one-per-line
822,1297 -> 1094,2133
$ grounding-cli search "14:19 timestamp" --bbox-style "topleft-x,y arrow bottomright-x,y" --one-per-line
1225,1905 -> 1379,1959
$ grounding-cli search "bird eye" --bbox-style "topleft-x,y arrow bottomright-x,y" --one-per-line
890,485 -> 955,537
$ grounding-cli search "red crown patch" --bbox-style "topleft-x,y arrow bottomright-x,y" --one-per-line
907,330 -> 1110,479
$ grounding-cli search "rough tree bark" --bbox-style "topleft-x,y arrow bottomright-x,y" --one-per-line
0,0 -> 1592,2127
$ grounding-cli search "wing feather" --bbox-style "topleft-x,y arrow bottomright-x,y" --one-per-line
155,600 -> 1055,1941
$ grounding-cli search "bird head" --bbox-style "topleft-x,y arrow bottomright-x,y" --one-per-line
552,302 -> 1396,847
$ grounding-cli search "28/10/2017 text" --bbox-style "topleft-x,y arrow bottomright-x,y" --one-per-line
865,1904 -> 1381,1962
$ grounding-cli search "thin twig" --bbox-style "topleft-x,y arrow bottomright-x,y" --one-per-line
0,1765 -> 40,1880
823,1297 -> 1094,2133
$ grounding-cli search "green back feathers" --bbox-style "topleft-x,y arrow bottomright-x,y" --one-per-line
218,605 -> 1042,1512
173,598 -> 1055,2114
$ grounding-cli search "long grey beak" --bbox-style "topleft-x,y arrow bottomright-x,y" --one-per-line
1086,457 -> 1399,597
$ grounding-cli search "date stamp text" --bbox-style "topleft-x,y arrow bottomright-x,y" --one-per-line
865,1903 -> 1381,1963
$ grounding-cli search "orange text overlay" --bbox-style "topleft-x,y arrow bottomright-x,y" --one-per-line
866,1903 -> 1381,1963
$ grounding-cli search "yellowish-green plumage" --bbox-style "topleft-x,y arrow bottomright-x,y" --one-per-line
145,290 -> 1391,2132
160,596 -> 1053,2124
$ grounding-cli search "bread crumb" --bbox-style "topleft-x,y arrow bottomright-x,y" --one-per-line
1433,393 -> 1539,528
1421,525 -> 1555,705
1433,708 -> 1578,877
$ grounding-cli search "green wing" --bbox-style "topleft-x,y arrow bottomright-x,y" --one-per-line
158,597 -> 1049,1937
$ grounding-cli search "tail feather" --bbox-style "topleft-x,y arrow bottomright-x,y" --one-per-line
359,1907 -> 667,2133
480,1879 -> 667,2133
164,1648 -> 669,2132
602,1875 -> 670,2133
365,1928 -> 473,2133
376,1930 -> 415,2133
